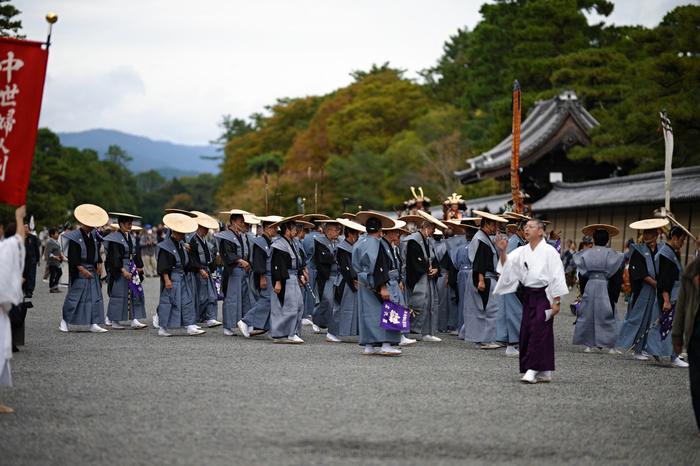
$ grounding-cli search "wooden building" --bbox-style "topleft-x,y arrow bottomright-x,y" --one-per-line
454,89 -> 621,201
531,166 -> 700,266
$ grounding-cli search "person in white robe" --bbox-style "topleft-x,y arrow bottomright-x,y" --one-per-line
0,205 -> 26,413
494,219 -> 568,384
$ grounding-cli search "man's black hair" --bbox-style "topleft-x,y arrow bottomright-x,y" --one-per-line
366,217 -> 382,233
669,226 -> 686,240
49,227 -> 58,236
593,229 -> 609,246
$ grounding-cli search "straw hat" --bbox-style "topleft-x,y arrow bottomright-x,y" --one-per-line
109,223 -> 142,232
384,219 -> 407,231
296,220 -> 314,229
446,220 -> 476,235
244,214 -> 261,225
336,218 -> 366,233
341,213 -> 356,221
504,212 -> 530,221
472,210 -> 508,223
506,224 -> 518,235
398,215 -> 424,225
581,224 -> 619,238
163,209 -> 197,218
255,215 -> 284,224
302,214 -> 330,222
355,211 -> 396,229
219,209 -> 251,216
163,213 -> 198,234
190,211 -> 219,230
417,210 -> 448,230
109,211 -> 142,219
629,218 -> 669,230
269,214 -> 304,229
74,204 -> 109,228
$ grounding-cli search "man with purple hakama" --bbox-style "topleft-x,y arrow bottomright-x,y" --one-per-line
494,219 -> 568,384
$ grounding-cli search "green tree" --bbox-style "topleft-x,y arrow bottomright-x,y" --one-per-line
0,0 -> 24,38
210,114 -> 257,150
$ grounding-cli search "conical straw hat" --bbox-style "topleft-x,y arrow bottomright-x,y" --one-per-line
629,218 -> 669,230
163,213 -> 198,234
190,211 -> 219,230
581,224 -> 619,238
74,204 -> 109,228
472,210 -> 508,223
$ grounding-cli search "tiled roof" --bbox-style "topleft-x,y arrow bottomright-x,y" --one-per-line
455,90 -> 599,184
532,166 -> 700,212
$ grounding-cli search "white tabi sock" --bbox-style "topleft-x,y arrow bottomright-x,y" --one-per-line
365,344 -> 376,353
59,319 -> 68,332
381,343 -> 393,351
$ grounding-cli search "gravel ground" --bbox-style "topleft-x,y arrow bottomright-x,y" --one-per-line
1,274 -> 699,465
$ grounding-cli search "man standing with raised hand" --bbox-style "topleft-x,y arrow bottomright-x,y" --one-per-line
494,219 -> 568,384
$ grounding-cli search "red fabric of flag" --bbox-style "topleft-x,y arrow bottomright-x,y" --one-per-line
0,37 -> 49,206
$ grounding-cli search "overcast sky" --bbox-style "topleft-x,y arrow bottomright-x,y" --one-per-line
18,0 -> 694,146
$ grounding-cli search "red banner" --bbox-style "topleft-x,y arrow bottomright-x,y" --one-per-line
0,37 -> 49,206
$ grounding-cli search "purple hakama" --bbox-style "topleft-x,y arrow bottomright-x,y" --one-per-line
520,287 -> 555,373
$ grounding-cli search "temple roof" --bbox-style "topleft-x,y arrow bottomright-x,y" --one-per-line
532,166 -> 700,212
455,89 -> 599,185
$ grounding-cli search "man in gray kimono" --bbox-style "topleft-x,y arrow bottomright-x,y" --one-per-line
310,220 -> 340,333
60,204 -> 110,333
618,218 -> 669,360
188,211 -> 222,328
405,210 -> 447,342
214,210 -> 253,336
301,215 -> 328,325
572,224 -> 624,354
463,210 -> 508,349
327,218 -> 365,342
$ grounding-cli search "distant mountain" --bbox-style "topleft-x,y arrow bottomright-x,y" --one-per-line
57,129 -> 223,179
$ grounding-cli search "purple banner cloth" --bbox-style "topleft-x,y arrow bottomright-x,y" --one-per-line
213,278 -> 224,300
659,301 -> 676,341
128,259 -> 144,297
555,238 -> 562,254
380,301 -> 410,332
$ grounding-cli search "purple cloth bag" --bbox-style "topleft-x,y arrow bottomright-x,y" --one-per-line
380,301 -> 410,332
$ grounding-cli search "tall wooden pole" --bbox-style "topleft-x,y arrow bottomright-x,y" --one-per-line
511,80 -> 522,214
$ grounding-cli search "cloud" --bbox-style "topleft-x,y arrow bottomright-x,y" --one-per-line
40,66 -> 145,129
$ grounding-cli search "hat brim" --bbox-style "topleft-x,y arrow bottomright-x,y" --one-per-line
219,209 -> 252,216
269,214 -> 304,230
190,211 -> 220,230
341,213 -> 356,221
629,218 -> 669,230
354,211 -> 396,229
472,210 -> 508,223
244,215 -> 261,225
666,216 -> 697,241
163,213 -> 198,234
109,212 -> 143,219
384,219 -> 406,231
417,210 -> 448,230
301,214 -> 330,222
398,215 -> 424,225
446,220 -> 477,234
163,209 -> 197,218
336,218 -> 366,233
74,204 -> 109,228
296,220 -> 314,229
582,224 -> 619,238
